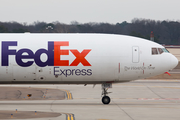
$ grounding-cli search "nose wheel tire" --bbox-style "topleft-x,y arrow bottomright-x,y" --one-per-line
102,96 -> 111,104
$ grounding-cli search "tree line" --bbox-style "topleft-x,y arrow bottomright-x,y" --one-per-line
0,18 -> 180,45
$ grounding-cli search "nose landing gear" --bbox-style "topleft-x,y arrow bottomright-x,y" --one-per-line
102,96 -> 110,104
101,83 -> 112,104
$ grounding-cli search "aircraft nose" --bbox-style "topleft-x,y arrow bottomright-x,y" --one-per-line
171,55 -> 178,69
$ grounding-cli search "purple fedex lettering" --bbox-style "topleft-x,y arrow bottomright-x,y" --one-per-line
34,42 -> 54,67
2,42 -> 17,66
1,41 -> 54,67
16,49 -> 34,67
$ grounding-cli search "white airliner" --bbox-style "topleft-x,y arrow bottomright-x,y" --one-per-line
0,33 -> 178,104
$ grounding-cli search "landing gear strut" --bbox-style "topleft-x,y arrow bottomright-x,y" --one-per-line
101,83 -> 112,104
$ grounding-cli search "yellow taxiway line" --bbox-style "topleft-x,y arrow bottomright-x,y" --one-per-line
63,113 -> 74,120
60,89 -> 73,100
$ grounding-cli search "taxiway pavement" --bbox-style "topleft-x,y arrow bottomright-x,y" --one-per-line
0,80 -> 180,120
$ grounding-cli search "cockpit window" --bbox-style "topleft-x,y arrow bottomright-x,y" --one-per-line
152,48 -> 158,55
158,48 -> 163,54
152,48 -> 169,55
162,48 -> 169,53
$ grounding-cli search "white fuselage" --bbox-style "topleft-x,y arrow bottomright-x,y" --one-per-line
0,33 -> 178,84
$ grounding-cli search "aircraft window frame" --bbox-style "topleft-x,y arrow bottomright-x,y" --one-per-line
152,48 -> 158,55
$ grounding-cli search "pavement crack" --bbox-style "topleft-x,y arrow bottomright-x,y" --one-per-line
17,90 -> 22,99
142,83 -> 175,103
148,87 -> 163,98
36,90 -> 45,98
142,83 -> 164,99
50,100 -> 56,112
112,100 -> 134,120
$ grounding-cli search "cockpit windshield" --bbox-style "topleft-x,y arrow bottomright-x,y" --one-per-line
162,48 -> 169,53
152,48 -> 169,55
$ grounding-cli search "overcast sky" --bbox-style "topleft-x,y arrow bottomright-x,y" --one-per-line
0,0 -> 179,24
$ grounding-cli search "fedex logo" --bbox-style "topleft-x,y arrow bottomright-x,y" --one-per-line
1,41 -> 91,67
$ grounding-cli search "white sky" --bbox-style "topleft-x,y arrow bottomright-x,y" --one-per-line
0,0 -> 179,24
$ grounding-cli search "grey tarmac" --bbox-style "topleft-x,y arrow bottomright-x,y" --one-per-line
0,80 -> 180,120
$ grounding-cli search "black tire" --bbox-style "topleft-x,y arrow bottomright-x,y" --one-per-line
102,96 -> 111,104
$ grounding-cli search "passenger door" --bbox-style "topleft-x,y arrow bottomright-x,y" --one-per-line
132,46 -> 139,63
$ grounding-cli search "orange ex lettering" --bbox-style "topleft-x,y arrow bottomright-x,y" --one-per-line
54,41 -> 69,66
54,41 -> 91,66
70,50 -> 91,66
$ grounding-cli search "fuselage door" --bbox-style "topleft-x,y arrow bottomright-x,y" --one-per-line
132,46 -> 139,63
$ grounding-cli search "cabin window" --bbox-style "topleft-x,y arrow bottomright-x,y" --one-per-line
152,48 -> 158,55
